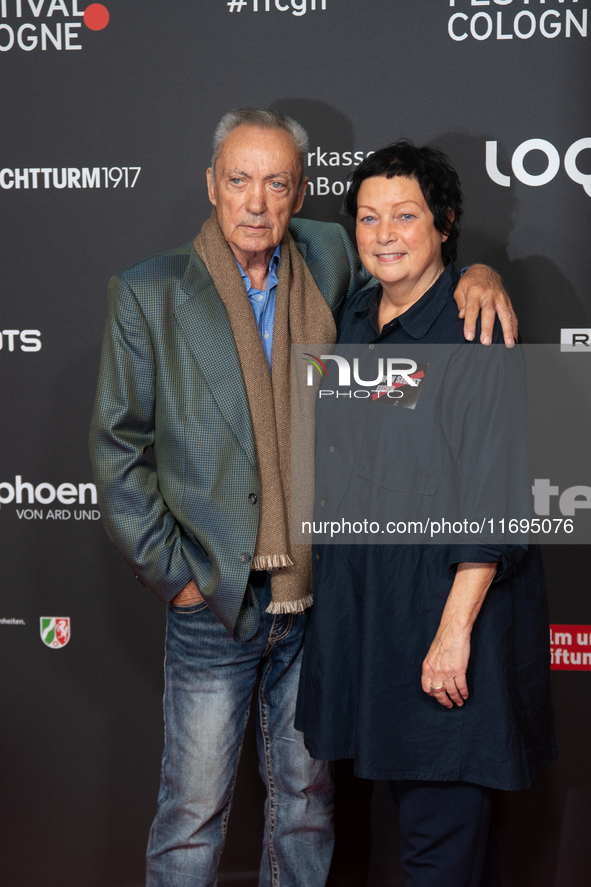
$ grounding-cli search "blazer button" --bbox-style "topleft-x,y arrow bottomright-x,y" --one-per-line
248,493 -> 258,504
239,552 -> 252,564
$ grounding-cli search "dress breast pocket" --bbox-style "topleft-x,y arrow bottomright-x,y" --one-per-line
350,456 -> 441,533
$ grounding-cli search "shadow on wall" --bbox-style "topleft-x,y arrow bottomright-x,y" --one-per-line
431,132 -> 588,343
270,98 -> 357,240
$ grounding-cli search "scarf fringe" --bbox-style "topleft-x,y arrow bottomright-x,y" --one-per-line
265,594 -> 314,615
251,554 -> 294,571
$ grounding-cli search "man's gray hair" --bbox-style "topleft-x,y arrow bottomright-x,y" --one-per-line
211,108 -> 309,187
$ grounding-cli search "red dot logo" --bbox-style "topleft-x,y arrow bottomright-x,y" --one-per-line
84,4 -> 110,31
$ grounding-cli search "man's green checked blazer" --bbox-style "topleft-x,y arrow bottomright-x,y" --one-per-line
89,218 -> 368,640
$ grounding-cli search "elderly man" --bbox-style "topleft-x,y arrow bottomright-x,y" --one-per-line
90,108 -> 516,887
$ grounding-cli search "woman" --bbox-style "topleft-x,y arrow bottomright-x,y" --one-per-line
296,142 -> 556,887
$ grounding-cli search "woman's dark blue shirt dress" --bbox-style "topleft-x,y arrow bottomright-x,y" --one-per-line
295,265 -> 556,790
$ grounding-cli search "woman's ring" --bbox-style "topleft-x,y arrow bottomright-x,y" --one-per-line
430,685 -> 446,691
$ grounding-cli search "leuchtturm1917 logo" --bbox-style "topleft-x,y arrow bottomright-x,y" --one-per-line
0,167 -> 141,190
40,617 -> 70,649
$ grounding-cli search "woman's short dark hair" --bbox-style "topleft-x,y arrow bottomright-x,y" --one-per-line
344,140 -> 463,264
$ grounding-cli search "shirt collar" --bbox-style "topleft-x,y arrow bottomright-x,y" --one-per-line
361,264 -> 459,339
235,244 -> 281,293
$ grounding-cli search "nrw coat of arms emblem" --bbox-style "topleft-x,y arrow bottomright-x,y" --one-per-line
40,617 -> 70,649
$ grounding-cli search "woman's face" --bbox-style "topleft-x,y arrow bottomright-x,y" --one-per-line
355,175 -> 448,297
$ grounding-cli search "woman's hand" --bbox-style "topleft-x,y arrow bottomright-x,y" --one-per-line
422,623 -> 472,709
421,562 -> 498,708
454,265 -> 517,347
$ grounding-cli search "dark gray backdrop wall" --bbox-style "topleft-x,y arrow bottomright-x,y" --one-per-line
1,1 -> 590,885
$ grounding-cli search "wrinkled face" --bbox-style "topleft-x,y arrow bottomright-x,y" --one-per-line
206,125 -> 307,264
355,175 -> 448,296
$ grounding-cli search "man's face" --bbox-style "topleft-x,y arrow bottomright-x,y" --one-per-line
207,125 -> 307,266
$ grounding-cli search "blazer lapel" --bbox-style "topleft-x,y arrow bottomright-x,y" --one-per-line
293,237 -> 343,314
175,252 -> 257,468
293,239 -> 307,261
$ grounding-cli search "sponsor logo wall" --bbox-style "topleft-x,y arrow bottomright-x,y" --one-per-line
1,1 -> 590,885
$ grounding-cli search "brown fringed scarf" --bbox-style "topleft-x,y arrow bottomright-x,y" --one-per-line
194,211 -> 336,613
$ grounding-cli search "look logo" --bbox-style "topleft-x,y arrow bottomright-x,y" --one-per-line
486,139 -> 591,197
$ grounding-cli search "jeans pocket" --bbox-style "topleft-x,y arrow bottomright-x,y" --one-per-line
169,600 -> 208,615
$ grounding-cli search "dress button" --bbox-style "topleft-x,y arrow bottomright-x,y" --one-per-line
248,493 -> 258,504
369,343 -> 375,350
320,500 -> 326,507
239,552 -> 252,564
329,446 -> 335,453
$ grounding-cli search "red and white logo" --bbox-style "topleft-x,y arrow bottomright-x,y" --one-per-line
0,2 -> 110,54
40,617 -> 70,649
550,624 -> 591,670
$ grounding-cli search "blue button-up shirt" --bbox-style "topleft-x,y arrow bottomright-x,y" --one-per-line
235,245 -> 280,371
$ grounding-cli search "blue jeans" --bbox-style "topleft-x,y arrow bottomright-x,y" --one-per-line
146,572 -> 334,887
